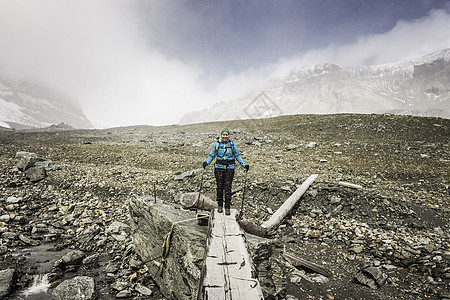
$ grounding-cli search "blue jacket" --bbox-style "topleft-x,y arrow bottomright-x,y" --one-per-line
205,138 -> 246,169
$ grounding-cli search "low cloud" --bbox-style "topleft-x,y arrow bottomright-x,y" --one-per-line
0,2 -> 449,127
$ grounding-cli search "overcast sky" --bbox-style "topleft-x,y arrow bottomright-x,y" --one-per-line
1,0 -> 450,127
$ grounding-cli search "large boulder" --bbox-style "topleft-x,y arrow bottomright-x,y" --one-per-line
25,165 -> 47,182
0,269 -> 15,297
51,276 -> 95,300
129,197 -> 206,300
15,151 -> 60,175
128,196 -> 283,300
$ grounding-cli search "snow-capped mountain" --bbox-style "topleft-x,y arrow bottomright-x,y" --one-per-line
0,78 -> 93,129
180,49 -> 450,124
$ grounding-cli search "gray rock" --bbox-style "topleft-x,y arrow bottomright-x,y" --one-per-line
310,273 -> 329,284
110,280 -> 129,291
19,234 -> 40,246
16,152 -> 60,172
6,196 -> 22,204
382,264 -> 397,271
77,224 -> 100,244
51,276 -> 95,300
25,166 -> 47,182
104,262 -> 118,274
82,254 -> 100,265
129,257 -> 143,269
354,267 -> 387,289
16,152 -> 40,171
0,215 -> 10,223
106,221 -> 131,242
0,245 -> 7,255
135,283 -> 153,296
0,269 -> 14,297
128,198 -> 207,300
330,195 -> 341,204
116,289 -> 133,298
34,159 -> 61,171
2,232 -> 17,240
61,250 -> 86,265
305,142 -> 317,148
174,170 -> 195,181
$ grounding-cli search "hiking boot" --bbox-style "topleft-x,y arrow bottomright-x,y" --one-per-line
218,207 -> 223,213
225,208 -> 230,215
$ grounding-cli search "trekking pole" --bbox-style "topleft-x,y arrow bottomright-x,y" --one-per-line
197,168 -> 206,208
239,169 -> 249,219
154,180 -> 157,203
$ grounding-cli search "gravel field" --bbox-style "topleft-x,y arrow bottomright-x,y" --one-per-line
0,113 -> 449,299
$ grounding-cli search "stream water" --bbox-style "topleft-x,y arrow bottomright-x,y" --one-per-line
8,243 -> 70,299
15,274 -> 50,299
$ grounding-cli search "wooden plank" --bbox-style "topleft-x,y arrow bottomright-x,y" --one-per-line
338,181 -> 363,189
261,174 -> 318,230
197,209 -> 264,300
283,252 -> 332,277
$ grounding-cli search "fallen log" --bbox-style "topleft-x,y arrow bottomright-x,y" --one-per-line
237,216 -> 271,238
180,192 -> 218,211
180,192 -> 269,237
261,174 -> 318,231
283,252 -> 332,278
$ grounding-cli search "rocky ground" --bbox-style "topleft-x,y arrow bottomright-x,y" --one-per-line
0,113 -> 449,299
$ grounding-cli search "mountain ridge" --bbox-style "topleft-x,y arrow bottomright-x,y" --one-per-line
180,48 -> 450,124
0,78 -> 93,129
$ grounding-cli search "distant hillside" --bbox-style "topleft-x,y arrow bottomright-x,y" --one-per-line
0,78 -> 93,129
180,48 -> 450,124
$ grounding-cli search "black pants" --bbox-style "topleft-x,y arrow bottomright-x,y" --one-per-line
214,168 -> 235,209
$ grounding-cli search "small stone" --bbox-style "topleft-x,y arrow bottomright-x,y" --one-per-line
116,289 -> 133,298
135,283 -> 153,296
82,254 -> 100,265
61,250 -> 85,265
0,215 -> 10,223
330,196 -> 341,204
174,170 -> 195,181
305,142 -> 317,148
19,234 -> 40,246
350,245 -> 364,254
310,273 -> 329,284
2,232 -> 17,240
6,197 -> 22,204
110,280 -> 129,291
382,264 -> 397,271
129,257 -> 143,269
104,262 -> 118,273
5,204 -> 18,211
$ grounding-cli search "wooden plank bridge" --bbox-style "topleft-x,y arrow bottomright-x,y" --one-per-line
197,208 -> 264,300
193,174 -> 319,299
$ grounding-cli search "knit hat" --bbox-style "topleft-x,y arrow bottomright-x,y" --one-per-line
220,128 -> 230,135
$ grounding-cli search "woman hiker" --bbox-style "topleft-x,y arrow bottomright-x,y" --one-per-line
203,128 -> 249,215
